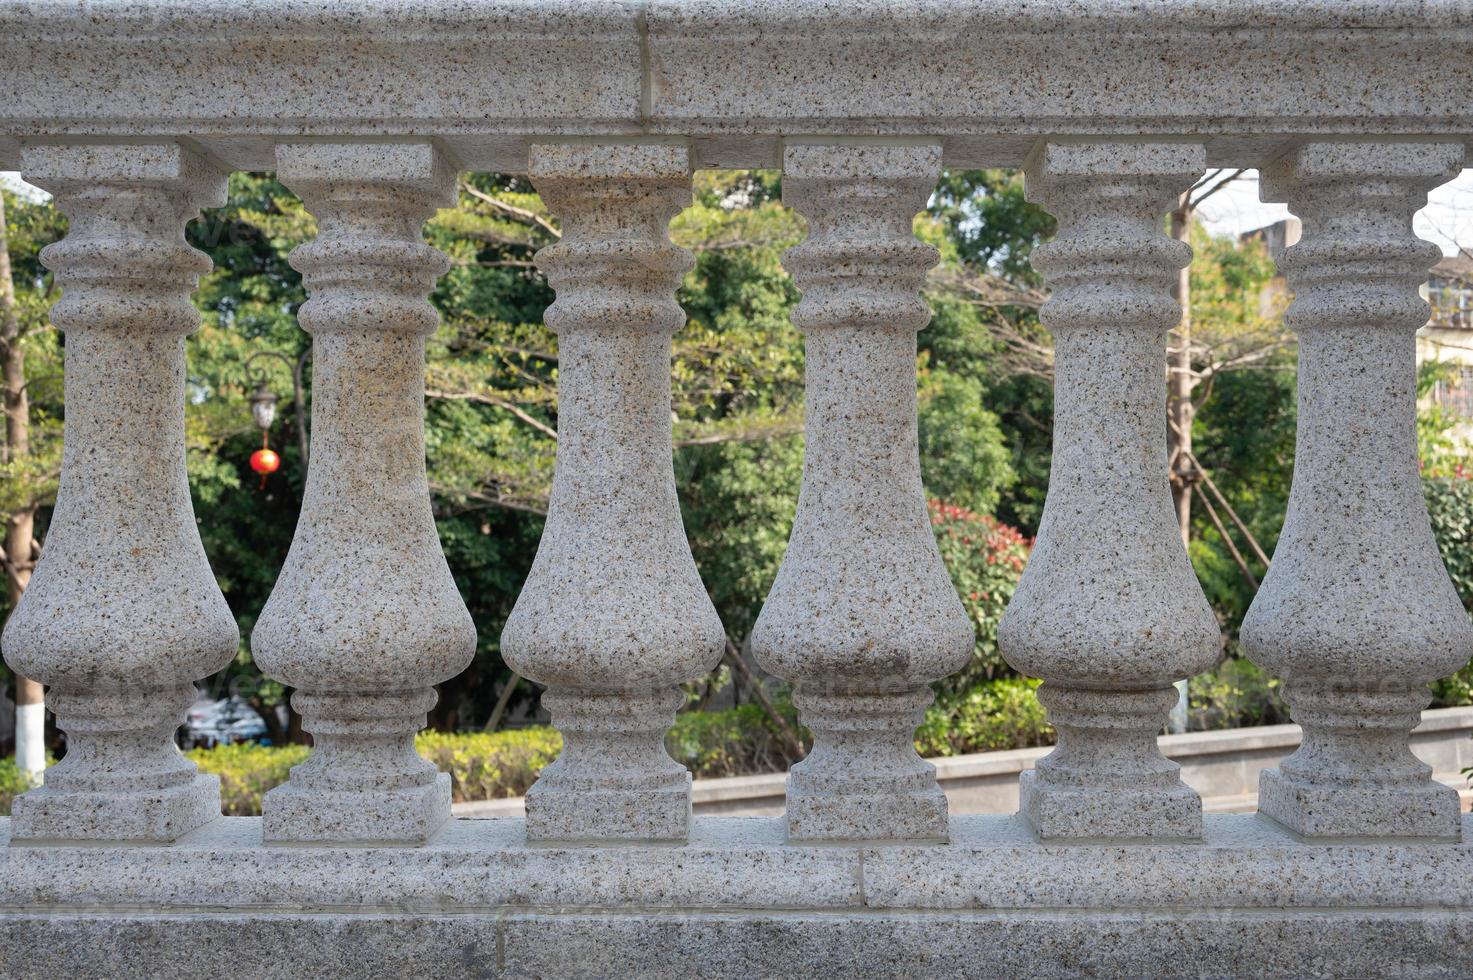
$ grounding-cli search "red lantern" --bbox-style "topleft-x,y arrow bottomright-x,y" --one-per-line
250,448 -> 280,476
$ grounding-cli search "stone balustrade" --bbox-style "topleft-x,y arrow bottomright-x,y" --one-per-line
2,1 -> 1473,977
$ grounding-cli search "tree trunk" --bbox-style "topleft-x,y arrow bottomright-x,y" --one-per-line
1166,195 -> 1196,736
1167,196 -> 1196,549
0,190 -> 45,775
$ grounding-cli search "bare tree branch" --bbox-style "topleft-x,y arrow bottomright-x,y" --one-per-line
1187,169 -> 1247,210
426,389 -> 559,441
458,180 -> 562,241
674,422 -> 804,448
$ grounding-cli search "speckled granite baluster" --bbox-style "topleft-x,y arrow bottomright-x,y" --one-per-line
501,143 -> 724,842
1242,142 -> 1470,840
751,143 -> 973,843
998,141 -> 1220,841
251,142 -> 476,844
1,143 -> 237,843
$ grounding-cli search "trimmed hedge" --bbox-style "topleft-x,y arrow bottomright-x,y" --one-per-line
666,702 -> 806,778
916,678 -> 1053,757
190,729 -> 563,816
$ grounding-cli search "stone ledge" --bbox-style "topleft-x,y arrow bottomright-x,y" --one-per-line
3,909 -> 1472,979
3,0 -> 1473,171
4,814 -> 1472,977
4,814 -> 1473,912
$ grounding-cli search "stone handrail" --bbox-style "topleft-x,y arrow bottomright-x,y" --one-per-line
2,1 -> 1473,977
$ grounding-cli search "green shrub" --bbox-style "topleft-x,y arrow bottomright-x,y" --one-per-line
1423,473 -> 1473,706
0,755 -> 46,816
929,500 -> 1030,689
667,702 -> 807,778
417,728 -> 561,801
188,728 -> 563,816
1187,656 -> 1289,730
1425,472 -> 1473,610
915,677 -> 1053,757
189,741 -> 310,815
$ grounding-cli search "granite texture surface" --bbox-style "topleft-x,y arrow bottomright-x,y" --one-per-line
3,815 -> 1473,978
998,142 -> 1221,841
250,141 -> 476,844
0,142 -> 238,843
501,144 -> 724,842
4,2 -> 1473,172
1242,142 -> 1472,840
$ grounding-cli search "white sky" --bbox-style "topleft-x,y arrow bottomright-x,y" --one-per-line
1196,169 -> 1473,258
9,167 -> 1473,258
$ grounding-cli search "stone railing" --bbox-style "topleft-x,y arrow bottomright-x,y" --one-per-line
3,1 -> 1473,977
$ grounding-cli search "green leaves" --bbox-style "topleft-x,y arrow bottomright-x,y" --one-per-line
927,500 -> 1030,690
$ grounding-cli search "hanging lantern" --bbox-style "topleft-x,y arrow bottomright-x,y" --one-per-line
250,447 -> 281,476
250,427 -> 280,490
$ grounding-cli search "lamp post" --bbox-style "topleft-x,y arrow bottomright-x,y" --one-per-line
243,348 -> 310,484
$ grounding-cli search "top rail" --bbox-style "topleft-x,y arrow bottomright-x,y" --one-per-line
1,0 -> 1472,172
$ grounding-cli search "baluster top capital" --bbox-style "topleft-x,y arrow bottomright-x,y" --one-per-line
19,141 -> 226,207
275,140 -> 457,205
1261,141 -> 1464,199
1022,140 -> 1205,203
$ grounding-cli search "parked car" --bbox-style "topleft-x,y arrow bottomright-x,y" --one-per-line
185,697 -> 269,748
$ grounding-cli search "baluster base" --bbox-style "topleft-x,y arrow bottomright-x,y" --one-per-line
786,781 -> 948,843
1257,682 -> 1463,840
262,773 -> 453,845
785,688 -> 949,843
1020,683 -> 1204,841
10,684 -> 223,844
262,689 -> 449,845
10,774 -> 222,845
524,688 -> 693,843
1018,769 -> 1203,842
1259,769 -> 1462,841
525,773 -> 693,843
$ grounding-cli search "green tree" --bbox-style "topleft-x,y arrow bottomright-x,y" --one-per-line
0,186 -> 65,770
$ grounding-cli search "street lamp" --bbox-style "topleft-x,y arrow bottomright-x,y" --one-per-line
248,380 -> 278,431
243,348 -> 311,487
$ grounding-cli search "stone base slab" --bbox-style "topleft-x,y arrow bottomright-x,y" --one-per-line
1258,767 -> 1463,840
8,773 -> 221,844
262,772 -> 452,844
786,784 -> 949,842
3,814 -> 1473,978
1018,769 -> 1203,841
525,777 -> 692,842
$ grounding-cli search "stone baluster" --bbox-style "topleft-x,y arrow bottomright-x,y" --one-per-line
997,141 -> 1221,841
750,143 -> 973,842
0,142 -> 237,842
251,142 -> 476,844
501,143 -> 724,843
1242,142 -> 1470,840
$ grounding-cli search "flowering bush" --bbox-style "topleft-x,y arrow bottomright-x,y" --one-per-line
928,499 -> 1031,690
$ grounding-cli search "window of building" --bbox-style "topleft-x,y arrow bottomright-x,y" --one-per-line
1433,365 -> 1473,418
1429,276 -> 1473,329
